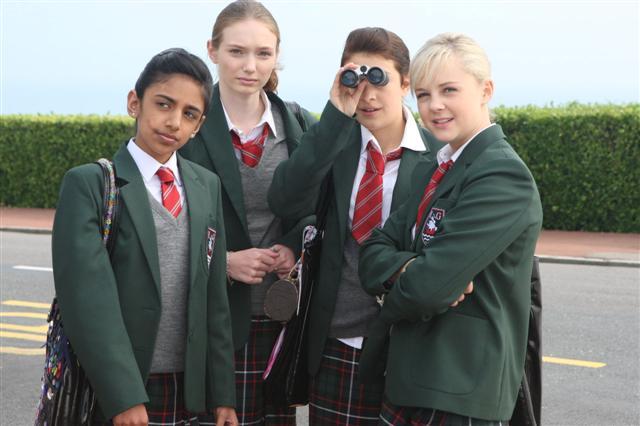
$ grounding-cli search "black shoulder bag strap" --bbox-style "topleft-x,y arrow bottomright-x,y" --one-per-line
284,100 -> 309,132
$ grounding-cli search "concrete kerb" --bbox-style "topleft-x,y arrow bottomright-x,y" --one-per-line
537,255 -> 639,268
0,227 -> 53,235
2,226 -> 638,268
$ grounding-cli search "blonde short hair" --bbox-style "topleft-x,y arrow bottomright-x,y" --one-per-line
410,33 -> 491,93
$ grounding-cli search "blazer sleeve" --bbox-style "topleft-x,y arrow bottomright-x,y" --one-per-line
268,101 -> 356,221
358,200 -> 418,296
52,165 -> 148,419
206,177 -> 236,409
363,156 -> 542,325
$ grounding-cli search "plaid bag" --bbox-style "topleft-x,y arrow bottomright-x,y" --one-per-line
35,158 -> 120,426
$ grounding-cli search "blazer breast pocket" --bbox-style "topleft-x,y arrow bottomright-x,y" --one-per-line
418,198 -> 456,247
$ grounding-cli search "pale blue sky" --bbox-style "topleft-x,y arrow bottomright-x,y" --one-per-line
1,0 -> 638,115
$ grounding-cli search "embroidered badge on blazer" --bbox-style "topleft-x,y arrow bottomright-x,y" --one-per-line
206,227 -> 217,268
421,207 -> 445,245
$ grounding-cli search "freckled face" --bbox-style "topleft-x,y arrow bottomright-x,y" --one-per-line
208,19 -> 278,97
415,56 -> 493,150
127,74 -> 206,163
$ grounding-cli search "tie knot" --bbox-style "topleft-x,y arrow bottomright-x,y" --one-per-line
156,167 -> 175,184
442,160 -> 454,172
366,142 -> 386,173
385,147 -> 403,162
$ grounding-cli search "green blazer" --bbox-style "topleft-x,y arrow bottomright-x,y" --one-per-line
268,102 -> 443,375
52,144 -> 235,419
358,125 -> 543,421
179,85 -> 316,349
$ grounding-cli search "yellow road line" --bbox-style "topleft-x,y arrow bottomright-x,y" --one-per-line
2,300 -> 50,309
0,330 -> 46,342
0,312 -> 48,319
0,323 -> 48,334
0,346 -> 45,356
543,356 -> 606,368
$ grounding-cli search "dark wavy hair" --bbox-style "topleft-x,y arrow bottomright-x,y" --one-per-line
134,48 -> 214,112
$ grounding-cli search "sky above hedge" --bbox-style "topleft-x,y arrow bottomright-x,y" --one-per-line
2,1 -> 638,115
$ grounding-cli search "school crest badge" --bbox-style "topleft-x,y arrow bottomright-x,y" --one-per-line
421,207 -> 445,245
206,227 -> 216,268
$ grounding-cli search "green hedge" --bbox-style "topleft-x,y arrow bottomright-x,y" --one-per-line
494,103 -> 639,233
0,115 -> 133,208
1,104 -> 638,232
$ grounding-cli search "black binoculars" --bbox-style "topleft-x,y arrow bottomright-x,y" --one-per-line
340,65 -> 389,88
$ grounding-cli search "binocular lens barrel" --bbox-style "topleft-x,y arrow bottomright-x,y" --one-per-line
339,66 -> 389,88
340,69 -> 361,88
367,67 -> 388,85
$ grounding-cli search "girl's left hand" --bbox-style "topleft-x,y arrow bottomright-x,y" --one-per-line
215,406 -> 238,426
270,244 -> 296,279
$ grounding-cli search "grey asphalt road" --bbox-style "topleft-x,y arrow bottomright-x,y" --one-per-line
1,231 -> 638,426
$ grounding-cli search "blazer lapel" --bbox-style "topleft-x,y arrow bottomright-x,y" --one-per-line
198,86 -> 248,234
113,144 -> 162,294
430,125 -> 505,204
410,125 -> 506,250
178,157 -> 207,291
390,148 -> 432,211
332,130 -> 361,245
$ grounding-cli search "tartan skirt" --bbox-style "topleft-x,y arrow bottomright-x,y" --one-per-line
379,399 -> 507,426
309,338 -> 385,425
231,316 -> 296,426
145,373 -> 202,425
92,372 -> 203,426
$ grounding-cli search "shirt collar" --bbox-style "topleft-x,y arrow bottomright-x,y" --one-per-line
436,123 -> 496,165
359,105 -> 427,155
127,138 -> 182,185
221,90 -> 277,139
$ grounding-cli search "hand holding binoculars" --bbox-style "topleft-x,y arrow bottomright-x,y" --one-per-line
340,65 -> 389,88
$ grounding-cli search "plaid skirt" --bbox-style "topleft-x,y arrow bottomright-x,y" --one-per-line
309,338 -> 384,425
379,399 -> 507,426
92,372 -> 203,426
231,316 -> 296,426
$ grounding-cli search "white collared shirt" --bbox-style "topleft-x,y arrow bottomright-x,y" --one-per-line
348,105 -> 426,228
221,91 -> 277,160
341,106 -> 426,351
127,138 -> 185,207
435,123 -> 496,166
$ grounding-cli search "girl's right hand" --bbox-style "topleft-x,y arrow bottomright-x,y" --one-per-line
112,404 -> 148,426
329,63 -> 367,117
227,248 -> 279,285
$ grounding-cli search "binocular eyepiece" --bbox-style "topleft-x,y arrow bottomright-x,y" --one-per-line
340,65 -> 389,88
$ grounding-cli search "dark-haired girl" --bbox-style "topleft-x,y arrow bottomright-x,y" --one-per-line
267,27 -> 448,425
51,48 -> 237,426
179,1 -> 316,425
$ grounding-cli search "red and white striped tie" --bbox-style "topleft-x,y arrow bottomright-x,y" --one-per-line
351,142 -> 403,244
230,125 -> 270,168
414,160 -> 454,229
156,167 -> 182,218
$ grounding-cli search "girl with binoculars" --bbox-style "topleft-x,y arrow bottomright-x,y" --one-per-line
268,27 -> 445,425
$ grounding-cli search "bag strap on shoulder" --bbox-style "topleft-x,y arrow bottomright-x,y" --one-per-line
284,100 -> 309,132
95,158 -> 120,256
